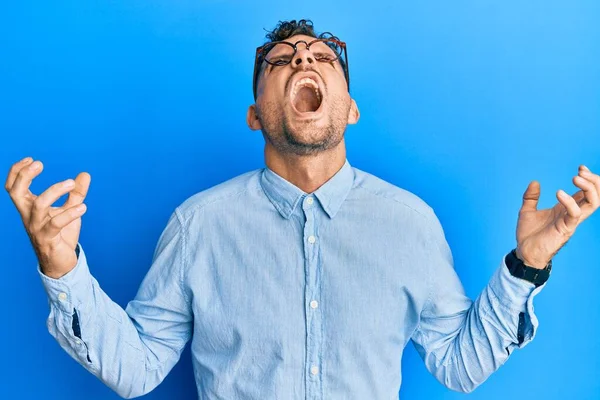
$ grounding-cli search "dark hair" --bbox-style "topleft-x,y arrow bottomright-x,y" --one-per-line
254,19 -> 349,98
264,19 -> 319,42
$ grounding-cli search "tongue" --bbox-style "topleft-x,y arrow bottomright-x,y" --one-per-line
293,86 -> 320,112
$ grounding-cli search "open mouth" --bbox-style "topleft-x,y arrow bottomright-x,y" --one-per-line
291,77 -> 323,113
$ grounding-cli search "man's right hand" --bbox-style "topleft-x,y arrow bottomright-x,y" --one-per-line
5,157 -> 91,279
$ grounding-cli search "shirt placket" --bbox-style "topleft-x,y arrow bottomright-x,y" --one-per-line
302,194 -> 323,400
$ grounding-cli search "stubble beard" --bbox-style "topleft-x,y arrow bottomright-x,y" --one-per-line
257,94 -> 350,156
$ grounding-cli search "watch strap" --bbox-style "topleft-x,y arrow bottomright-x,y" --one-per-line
505,248 -> 552,287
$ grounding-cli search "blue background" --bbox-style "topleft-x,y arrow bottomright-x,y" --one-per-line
1,1 -> 599,398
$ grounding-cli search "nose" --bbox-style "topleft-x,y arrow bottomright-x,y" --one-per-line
292,46 -> 315,70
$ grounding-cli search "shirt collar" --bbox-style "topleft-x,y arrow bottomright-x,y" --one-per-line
260,159 -> 355,219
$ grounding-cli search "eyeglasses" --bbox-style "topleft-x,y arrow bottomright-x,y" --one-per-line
252,33 -> 350,99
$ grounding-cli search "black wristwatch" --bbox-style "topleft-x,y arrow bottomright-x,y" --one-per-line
505,248 -> 552,287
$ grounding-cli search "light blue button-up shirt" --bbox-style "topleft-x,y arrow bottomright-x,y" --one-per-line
38,159 -> 545,399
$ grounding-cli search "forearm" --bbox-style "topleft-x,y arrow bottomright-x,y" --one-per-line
414,256 -> 544,393
39,244 -> 180,399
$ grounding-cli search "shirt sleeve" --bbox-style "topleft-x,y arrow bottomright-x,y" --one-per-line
37,209 -> 193,399
410,209 -> 547,393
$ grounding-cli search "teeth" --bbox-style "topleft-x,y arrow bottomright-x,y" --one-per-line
292,77 -> 321,101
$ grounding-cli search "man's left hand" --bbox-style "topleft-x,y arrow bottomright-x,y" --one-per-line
515,165 -> 599,269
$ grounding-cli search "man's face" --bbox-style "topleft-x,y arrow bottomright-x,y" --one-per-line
248,34 -> 359,156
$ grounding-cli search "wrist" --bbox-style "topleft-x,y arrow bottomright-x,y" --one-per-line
506,248 -> 552,287
515,246 -> 548,270
39,248 -> 79,279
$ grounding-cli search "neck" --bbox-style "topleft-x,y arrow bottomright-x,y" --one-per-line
264,140 -> 347,194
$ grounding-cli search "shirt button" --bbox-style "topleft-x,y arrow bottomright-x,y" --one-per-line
306,197 -> 314,205
310,300 -> 319,309
308,235 -> 316,244
58,292 -> 67,301
310,365 -> 319,375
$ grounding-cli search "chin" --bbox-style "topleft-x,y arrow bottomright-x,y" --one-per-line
284,109 -> 330,137
258,95 -> 347,153
283,119 -> 344,154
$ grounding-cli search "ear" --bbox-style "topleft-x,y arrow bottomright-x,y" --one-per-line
347,98 -> 360,125
246,104 -> 262,131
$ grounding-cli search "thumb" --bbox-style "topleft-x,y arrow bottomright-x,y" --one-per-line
64,172 -> 91,208
520,180 -> 541,212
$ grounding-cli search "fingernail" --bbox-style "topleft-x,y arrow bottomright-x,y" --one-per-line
21,157 -> 32,163
581,170 -> 592,177
76,204 -> 86,212
29,161 -> 40,170
63,179 -> 75,187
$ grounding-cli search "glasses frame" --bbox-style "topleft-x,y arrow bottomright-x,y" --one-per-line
252,35 -> 350,99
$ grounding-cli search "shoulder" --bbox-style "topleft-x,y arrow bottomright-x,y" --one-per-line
351,166 -> 449,257
175,168 -> 263,223
351,166 -> 436,222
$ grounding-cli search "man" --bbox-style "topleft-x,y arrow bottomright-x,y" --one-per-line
5,19 -> 599,399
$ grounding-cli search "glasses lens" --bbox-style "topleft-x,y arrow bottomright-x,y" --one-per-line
263,42 -> 295,65
312,39 -> 343,62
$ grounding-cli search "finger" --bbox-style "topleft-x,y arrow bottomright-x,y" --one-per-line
4,157 -> 33,192
573,175 -> 599,210
579,166 -> 600,205
9,160 -> 44,218
557,189 -> 582,232
572,190 -> 585,205
11,160 -> 43,197
63,172 -> 91,208
48,206 -> 62,219
520,181 -> 541,213
42,203 -> 87,238
30,179 -> 77,230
